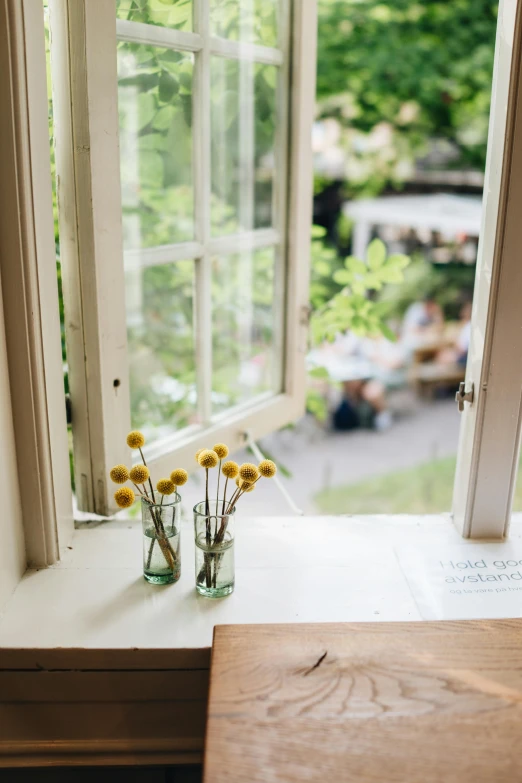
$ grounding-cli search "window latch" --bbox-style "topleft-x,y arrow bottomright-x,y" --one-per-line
455,381 -> 474,412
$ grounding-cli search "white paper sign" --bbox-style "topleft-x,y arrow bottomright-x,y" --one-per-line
395,542 -> 522,620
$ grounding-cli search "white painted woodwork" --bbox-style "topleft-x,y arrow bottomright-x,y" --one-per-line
453,0 -> 522,538
0,273 -> 26,610
116,17 -> 203,52
2,512 -> 522,769
2,513 -> 515,651
116,17 -> 285,66
283,0 -> 317,411
193,0 -> 213,427
0,0 -> 72,565
49,0 -> 131,515
50,0 -> 317,510
209,35 -> 284,66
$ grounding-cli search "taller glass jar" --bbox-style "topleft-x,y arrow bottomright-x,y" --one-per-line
142,494 -> 181,585
194,500 -> 235,597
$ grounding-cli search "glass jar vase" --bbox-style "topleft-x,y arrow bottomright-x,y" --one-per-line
194,500 -> 235,597
142,494 -> 181,584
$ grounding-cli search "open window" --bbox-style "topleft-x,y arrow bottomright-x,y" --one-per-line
49,0 -> 316,515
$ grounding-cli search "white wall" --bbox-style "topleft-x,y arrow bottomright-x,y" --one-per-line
0,272 -> 26,609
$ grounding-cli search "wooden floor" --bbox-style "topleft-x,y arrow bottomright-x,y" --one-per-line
204,620 -> 522,782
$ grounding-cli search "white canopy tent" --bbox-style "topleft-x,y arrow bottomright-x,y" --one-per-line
344,193 -> 483,260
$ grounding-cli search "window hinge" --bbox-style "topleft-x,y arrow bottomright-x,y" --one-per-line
455,381 -> 474,412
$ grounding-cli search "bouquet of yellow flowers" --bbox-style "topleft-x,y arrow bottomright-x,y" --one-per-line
193,444 -> 277,597
109,431 -> 188,585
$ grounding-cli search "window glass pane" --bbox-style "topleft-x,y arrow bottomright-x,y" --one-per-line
118,44 -> 194,249
211,58 -> 277,235
210,0 -> 278,47
212,247 -> 280,414
116,0 -> 193,32
126,259 -> 198,444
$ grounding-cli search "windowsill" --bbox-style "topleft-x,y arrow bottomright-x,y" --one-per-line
2,513 -> 522,656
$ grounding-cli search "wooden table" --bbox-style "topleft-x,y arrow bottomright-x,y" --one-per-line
204,621 -> 522,782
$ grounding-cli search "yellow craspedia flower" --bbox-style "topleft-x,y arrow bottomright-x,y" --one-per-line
258,459 -> 277,478
239,462 -> 259,482
156,478 -> 175,495
195,448 -> 205,463
222,460 -> 239,479
213,443 -> 229,459
198,449 -> 219,469
127,430 -> 145,449
110,464 -> 129,484
236,478 -> 255,493
129,464 -> 150,484
170,468 -> 188,487
114,486 -> 135,508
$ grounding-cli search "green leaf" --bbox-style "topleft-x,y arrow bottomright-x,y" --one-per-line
379,266 -> 404,283
367,238 -> 386,270
379,322 -> 398,342
152,105 -> 175,131
345,256 -> 367,275
158,71 -> 179,103
387,253 -> 410,270
333,269 -> 352,285
137,92 -> 156,130
309,366 -> 330,379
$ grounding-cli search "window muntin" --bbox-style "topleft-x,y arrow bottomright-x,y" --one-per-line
115,1 -> 289,453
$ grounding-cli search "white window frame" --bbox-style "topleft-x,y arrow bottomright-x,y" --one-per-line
0,0 -> 72,566
452,0 -> 522,539
50,0 -> 317,516
6,0 -> 522,554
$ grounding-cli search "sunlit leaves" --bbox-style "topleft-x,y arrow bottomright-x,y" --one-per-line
211,60 -> 277,234
210,0 -> 278,47
118,43 -> 194,247
316,0 -> 496,186
116,0 -> 193,32
367,238 -> 386,269
211,248 -> 277,412
311,237 -> 411,344
158,71 -> 179,102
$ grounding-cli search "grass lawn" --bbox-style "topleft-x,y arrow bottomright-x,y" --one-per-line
314,455 -> 522,515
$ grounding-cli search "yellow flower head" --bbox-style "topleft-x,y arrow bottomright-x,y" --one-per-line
222,460 -> 239,479
110,464 -> 130,484
129,464 -> 150,484
156,478 -> 175,495
236,478 -> 255,493
195,448 -> 205,463
198,449 -> 219,469
239,462 -> 259,482
258,459 -> 277,478
213,442 -> 229,460
127,430 -> 145,449
114,486 -> 135,509
170,468 -> 188,487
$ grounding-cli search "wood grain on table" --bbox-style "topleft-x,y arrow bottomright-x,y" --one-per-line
204,621 -> 522,782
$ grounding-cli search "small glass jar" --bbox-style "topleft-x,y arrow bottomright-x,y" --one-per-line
142,494 -> 181,585
194,500 -> 235,597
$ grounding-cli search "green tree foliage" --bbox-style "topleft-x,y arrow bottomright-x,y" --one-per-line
311,236 -> 410,344
317,0 -> 497,192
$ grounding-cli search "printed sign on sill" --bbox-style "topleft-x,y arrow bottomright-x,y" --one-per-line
395,542 -> 522,620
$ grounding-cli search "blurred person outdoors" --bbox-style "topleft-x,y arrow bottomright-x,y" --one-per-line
401,295 -> 444,355
436,299 -> 472,368
329,332 -> 406,433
